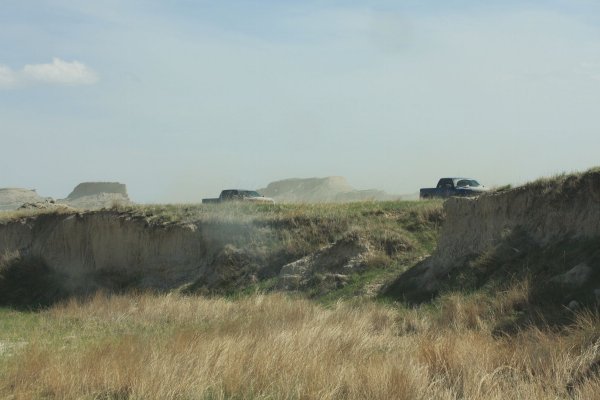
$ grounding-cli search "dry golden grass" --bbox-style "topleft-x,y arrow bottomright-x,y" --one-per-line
1,293 -> 599,399
0,206 -> 74,223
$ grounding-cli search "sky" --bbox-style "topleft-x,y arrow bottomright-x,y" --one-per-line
1,0 -> 600,202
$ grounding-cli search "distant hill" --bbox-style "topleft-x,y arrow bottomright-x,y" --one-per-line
258,177 -> 400,203
60,182 -> 131,209
66,182 -> 128,200
0,188 -> 49,211
0,182 -> 132,211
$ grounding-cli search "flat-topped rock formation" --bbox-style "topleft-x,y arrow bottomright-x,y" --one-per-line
259,177 -> 399,203
66,182 -> 128,200
60,182 -> 131,210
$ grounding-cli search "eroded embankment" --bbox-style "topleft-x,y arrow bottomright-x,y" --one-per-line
0,211 -> 303,306
0,203 -> 440,306
0,212 -> 214,293
386,168 -> 600,306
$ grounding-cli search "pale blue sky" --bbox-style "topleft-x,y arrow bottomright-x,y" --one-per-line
2,1 -> 600,202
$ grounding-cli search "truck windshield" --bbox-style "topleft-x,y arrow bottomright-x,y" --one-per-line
456,179 -> 480,187
241,191 -> 261,197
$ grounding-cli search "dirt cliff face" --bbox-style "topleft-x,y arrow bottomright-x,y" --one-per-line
0,212 -> 207,293
0,211 -> 286,297
0,209 -> 351,297
388,168 -> 600,298
0,202 -> 440,304
437,169 -> 600,262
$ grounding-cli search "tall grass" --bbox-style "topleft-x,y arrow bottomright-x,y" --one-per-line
1,293 -> 598,399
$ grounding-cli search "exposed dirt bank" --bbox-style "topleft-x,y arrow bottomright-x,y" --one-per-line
385,168 -> 600,306
1,212 -> 206,294
0,202 -> 440,306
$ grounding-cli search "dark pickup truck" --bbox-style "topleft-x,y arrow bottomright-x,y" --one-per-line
202,190 -> 275,204
420,178 -> 488,199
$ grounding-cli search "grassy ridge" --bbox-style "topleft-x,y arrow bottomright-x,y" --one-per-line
134,201 -> 444,300
0,200 -> 444,305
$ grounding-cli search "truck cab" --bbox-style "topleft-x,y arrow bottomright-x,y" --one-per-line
420,178 -> 487,199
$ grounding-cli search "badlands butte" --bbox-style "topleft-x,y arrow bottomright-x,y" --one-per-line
1,168 -> 599,318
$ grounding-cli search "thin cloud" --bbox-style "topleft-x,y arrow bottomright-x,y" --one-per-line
0,65 -> 18,88
0,58 -> 98,89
